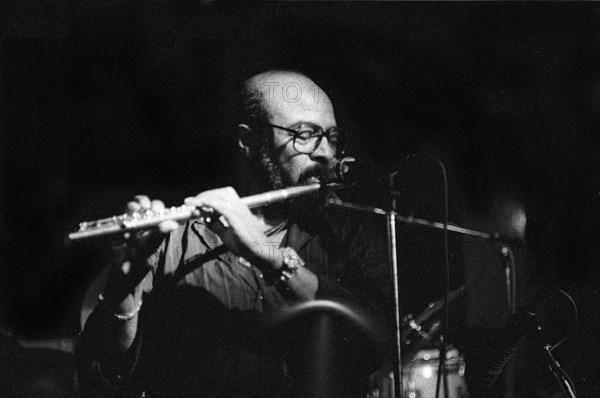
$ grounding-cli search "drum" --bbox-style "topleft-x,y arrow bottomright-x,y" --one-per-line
367,347 -> 469,398
368,287 -> 468,398
403,347 -> 468,398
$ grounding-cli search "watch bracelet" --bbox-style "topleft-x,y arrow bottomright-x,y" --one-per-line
265,247 -> 305,286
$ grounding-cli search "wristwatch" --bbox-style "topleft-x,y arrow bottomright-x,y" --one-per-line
269,247 -> 305,285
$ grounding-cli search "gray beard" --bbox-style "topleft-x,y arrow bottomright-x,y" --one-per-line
258,139 -> 285,191
260,142 -> 331,221
254,140 -> 327,221
258,144 -> 327,190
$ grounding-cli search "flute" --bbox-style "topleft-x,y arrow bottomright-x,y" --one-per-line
68,182 -> 342,241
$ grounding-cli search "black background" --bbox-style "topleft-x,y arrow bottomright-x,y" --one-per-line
1,2 -> 599,396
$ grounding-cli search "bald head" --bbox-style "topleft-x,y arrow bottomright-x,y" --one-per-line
242,70 -> 335,127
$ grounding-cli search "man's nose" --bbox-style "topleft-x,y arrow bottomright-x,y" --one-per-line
310,137 -> 335,162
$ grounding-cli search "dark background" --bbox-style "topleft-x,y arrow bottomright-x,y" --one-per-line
1,2 -> 599,396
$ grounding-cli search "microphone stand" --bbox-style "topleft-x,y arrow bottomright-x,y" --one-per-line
387,211 -> 403,398
325,197 -> 522,398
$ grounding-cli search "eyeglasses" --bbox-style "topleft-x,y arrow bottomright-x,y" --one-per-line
252,120 -> 347,155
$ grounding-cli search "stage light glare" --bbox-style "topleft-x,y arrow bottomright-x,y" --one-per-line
422,365 -> 433,379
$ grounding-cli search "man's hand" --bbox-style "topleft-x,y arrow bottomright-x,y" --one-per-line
105,195 -> 180,313
184,187 -> 283,271
95,195 -> 182,354
119,195 -> 180,260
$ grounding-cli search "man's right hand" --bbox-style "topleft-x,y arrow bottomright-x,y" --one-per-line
104,195 -> 179,320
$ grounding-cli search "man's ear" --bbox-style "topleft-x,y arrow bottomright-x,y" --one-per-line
238,123 -> 255,157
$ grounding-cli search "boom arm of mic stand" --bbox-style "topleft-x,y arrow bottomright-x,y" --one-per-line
325,198 -> 524,246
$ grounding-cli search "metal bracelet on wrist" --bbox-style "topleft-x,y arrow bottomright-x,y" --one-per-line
98,293 -> 143,321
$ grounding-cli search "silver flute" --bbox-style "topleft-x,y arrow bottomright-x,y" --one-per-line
68,182 -> 341,241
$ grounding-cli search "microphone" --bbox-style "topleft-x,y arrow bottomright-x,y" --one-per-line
469,306 -> 536,389
323,157 -> 357,185
323,155 -> 420,186
468,287 -> 577,390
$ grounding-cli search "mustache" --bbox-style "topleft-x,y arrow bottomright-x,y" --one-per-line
298,163 -> 326,184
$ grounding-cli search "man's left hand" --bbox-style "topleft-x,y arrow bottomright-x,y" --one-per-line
184,187 -> 282,270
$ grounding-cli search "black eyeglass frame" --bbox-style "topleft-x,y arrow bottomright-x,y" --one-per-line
250,119 -> 348,156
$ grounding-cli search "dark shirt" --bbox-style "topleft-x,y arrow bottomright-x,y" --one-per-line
77,208 -> 391,397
